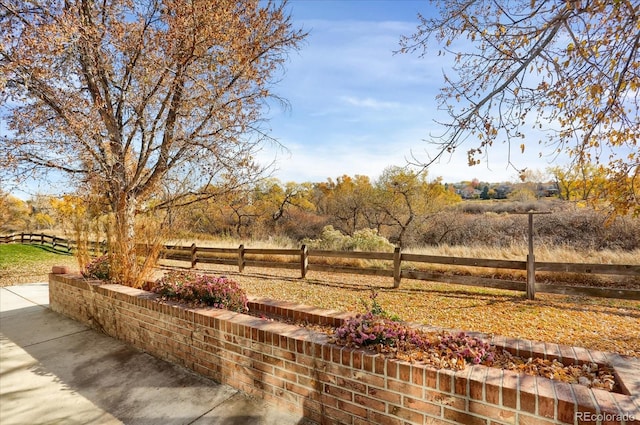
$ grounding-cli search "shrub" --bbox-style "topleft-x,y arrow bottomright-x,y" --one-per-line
303,225 -> 394,252
333,292 -> 495,369
437,331 -> 495,365
152,270 -> 248,313
334,312 -> 426,349
82,255 -> 111,280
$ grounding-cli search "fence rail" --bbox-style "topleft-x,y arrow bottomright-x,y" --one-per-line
3,233 -> 639,300
0,232 -> 105,254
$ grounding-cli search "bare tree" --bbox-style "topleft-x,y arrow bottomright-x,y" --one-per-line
0,0 -> 305,284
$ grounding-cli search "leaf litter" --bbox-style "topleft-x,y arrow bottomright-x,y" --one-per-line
192,264 -> 638,391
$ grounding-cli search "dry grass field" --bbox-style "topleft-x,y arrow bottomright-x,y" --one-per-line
185,262 -> 640,359
3,239 -> 638,358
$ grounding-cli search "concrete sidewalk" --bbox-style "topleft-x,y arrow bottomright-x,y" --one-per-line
0,283 -> 305,425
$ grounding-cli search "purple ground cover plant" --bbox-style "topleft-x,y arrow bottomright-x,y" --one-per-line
333,289 -> 495,370
152,270 -> 248,313
82,255 -> 111,280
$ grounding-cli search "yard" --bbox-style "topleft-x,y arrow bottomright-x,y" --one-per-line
2,244 -> 638,358
189,264 -> 640,359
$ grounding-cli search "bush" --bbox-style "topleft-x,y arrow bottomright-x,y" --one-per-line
303,225 -> 394,252
82,255 -> 111,280
333,312 -> 495,369
152,270 -> 248,313
333,291 -> 495,369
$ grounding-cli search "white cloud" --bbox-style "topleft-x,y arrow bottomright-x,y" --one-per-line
263,4 -> 573,185
340,96 -> 402,109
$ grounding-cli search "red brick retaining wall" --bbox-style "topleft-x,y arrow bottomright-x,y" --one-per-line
48,274 -> 639,425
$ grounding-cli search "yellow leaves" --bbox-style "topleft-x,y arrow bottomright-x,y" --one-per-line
587,84 -> 603,99
50,195 -> 87,218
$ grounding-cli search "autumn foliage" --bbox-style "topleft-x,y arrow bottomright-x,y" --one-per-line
401,0 -> 639,216
0,0 -> 305,285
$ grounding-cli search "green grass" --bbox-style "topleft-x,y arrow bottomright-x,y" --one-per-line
0,244 -> 77,286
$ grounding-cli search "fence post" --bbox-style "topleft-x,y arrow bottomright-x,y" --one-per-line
20,233 -> 24,243
190,243 -> 198,269
300,244 -> 308,278
238,244 -> 245,273
393,246 -> 402,288
526,212 -> 536,300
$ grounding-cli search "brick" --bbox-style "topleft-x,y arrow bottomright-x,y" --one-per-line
424,417 -> 454,425
424,389 -> 466,410
530,340 -> 546,358
438,368 -> 454,393
503,337 -> 519,356
387,378 -> 422,398
374,355 -> 385,374
588,349 -> 609,366
572,346 -> 593,365
559,344 -> 577,365
517,338 -> 532,359
609,392 -> 640,422
412,365 -> 424,386
425,367 -> 438,389
388,404 -> 425,424
398,362 -> 411,382
351,350 -> 362,370
353,393 -> 386,413
484,367 -> 503,405
337,399 -> 368,419
518,412 -> 556,425
357,370 -> 385,388
573,384 -> 598,425
403,396 -> 441,416
341,348 -> 352,366
443,407 -> 488,425
491,335 -> 506,350
518,374 -> 537,414
386,360 -> 398,379
501,372 -> 518,409
362,353 -> 375,372
469,401 -> 515,424
455,367 -> 471,396
535,376 -> 556,419
554,381 -> 576,424
331,345 -> 342,364
469,365 -> 487,401
367,386 -> 401,404
324,383 -> 353,402
61,276 -> 636,425
544,342 -> 562,362
323,404 -> 355,424
336,376 -> 366,395
365,410 -> 402,425
591,390 -> 624,425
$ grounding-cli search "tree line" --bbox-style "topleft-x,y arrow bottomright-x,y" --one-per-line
3,164 -> 639,252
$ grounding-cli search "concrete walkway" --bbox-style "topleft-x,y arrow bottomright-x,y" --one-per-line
0,283 -> 305,425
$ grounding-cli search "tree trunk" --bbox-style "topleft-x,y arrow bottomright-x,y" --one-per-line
110,190 -> 139,286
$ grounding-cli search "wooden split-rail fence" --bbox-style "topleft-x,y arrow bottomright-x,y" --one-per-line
2,232 -> 639,301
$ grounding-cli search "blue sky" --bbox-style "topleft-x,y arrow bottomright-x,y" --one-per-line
3,0 -> 569,199
262,0 -> 569,184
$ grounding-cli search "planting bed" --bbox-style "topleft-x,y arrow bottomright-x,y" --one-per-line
246,299 -> 620,393
49,273 -> 640,425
